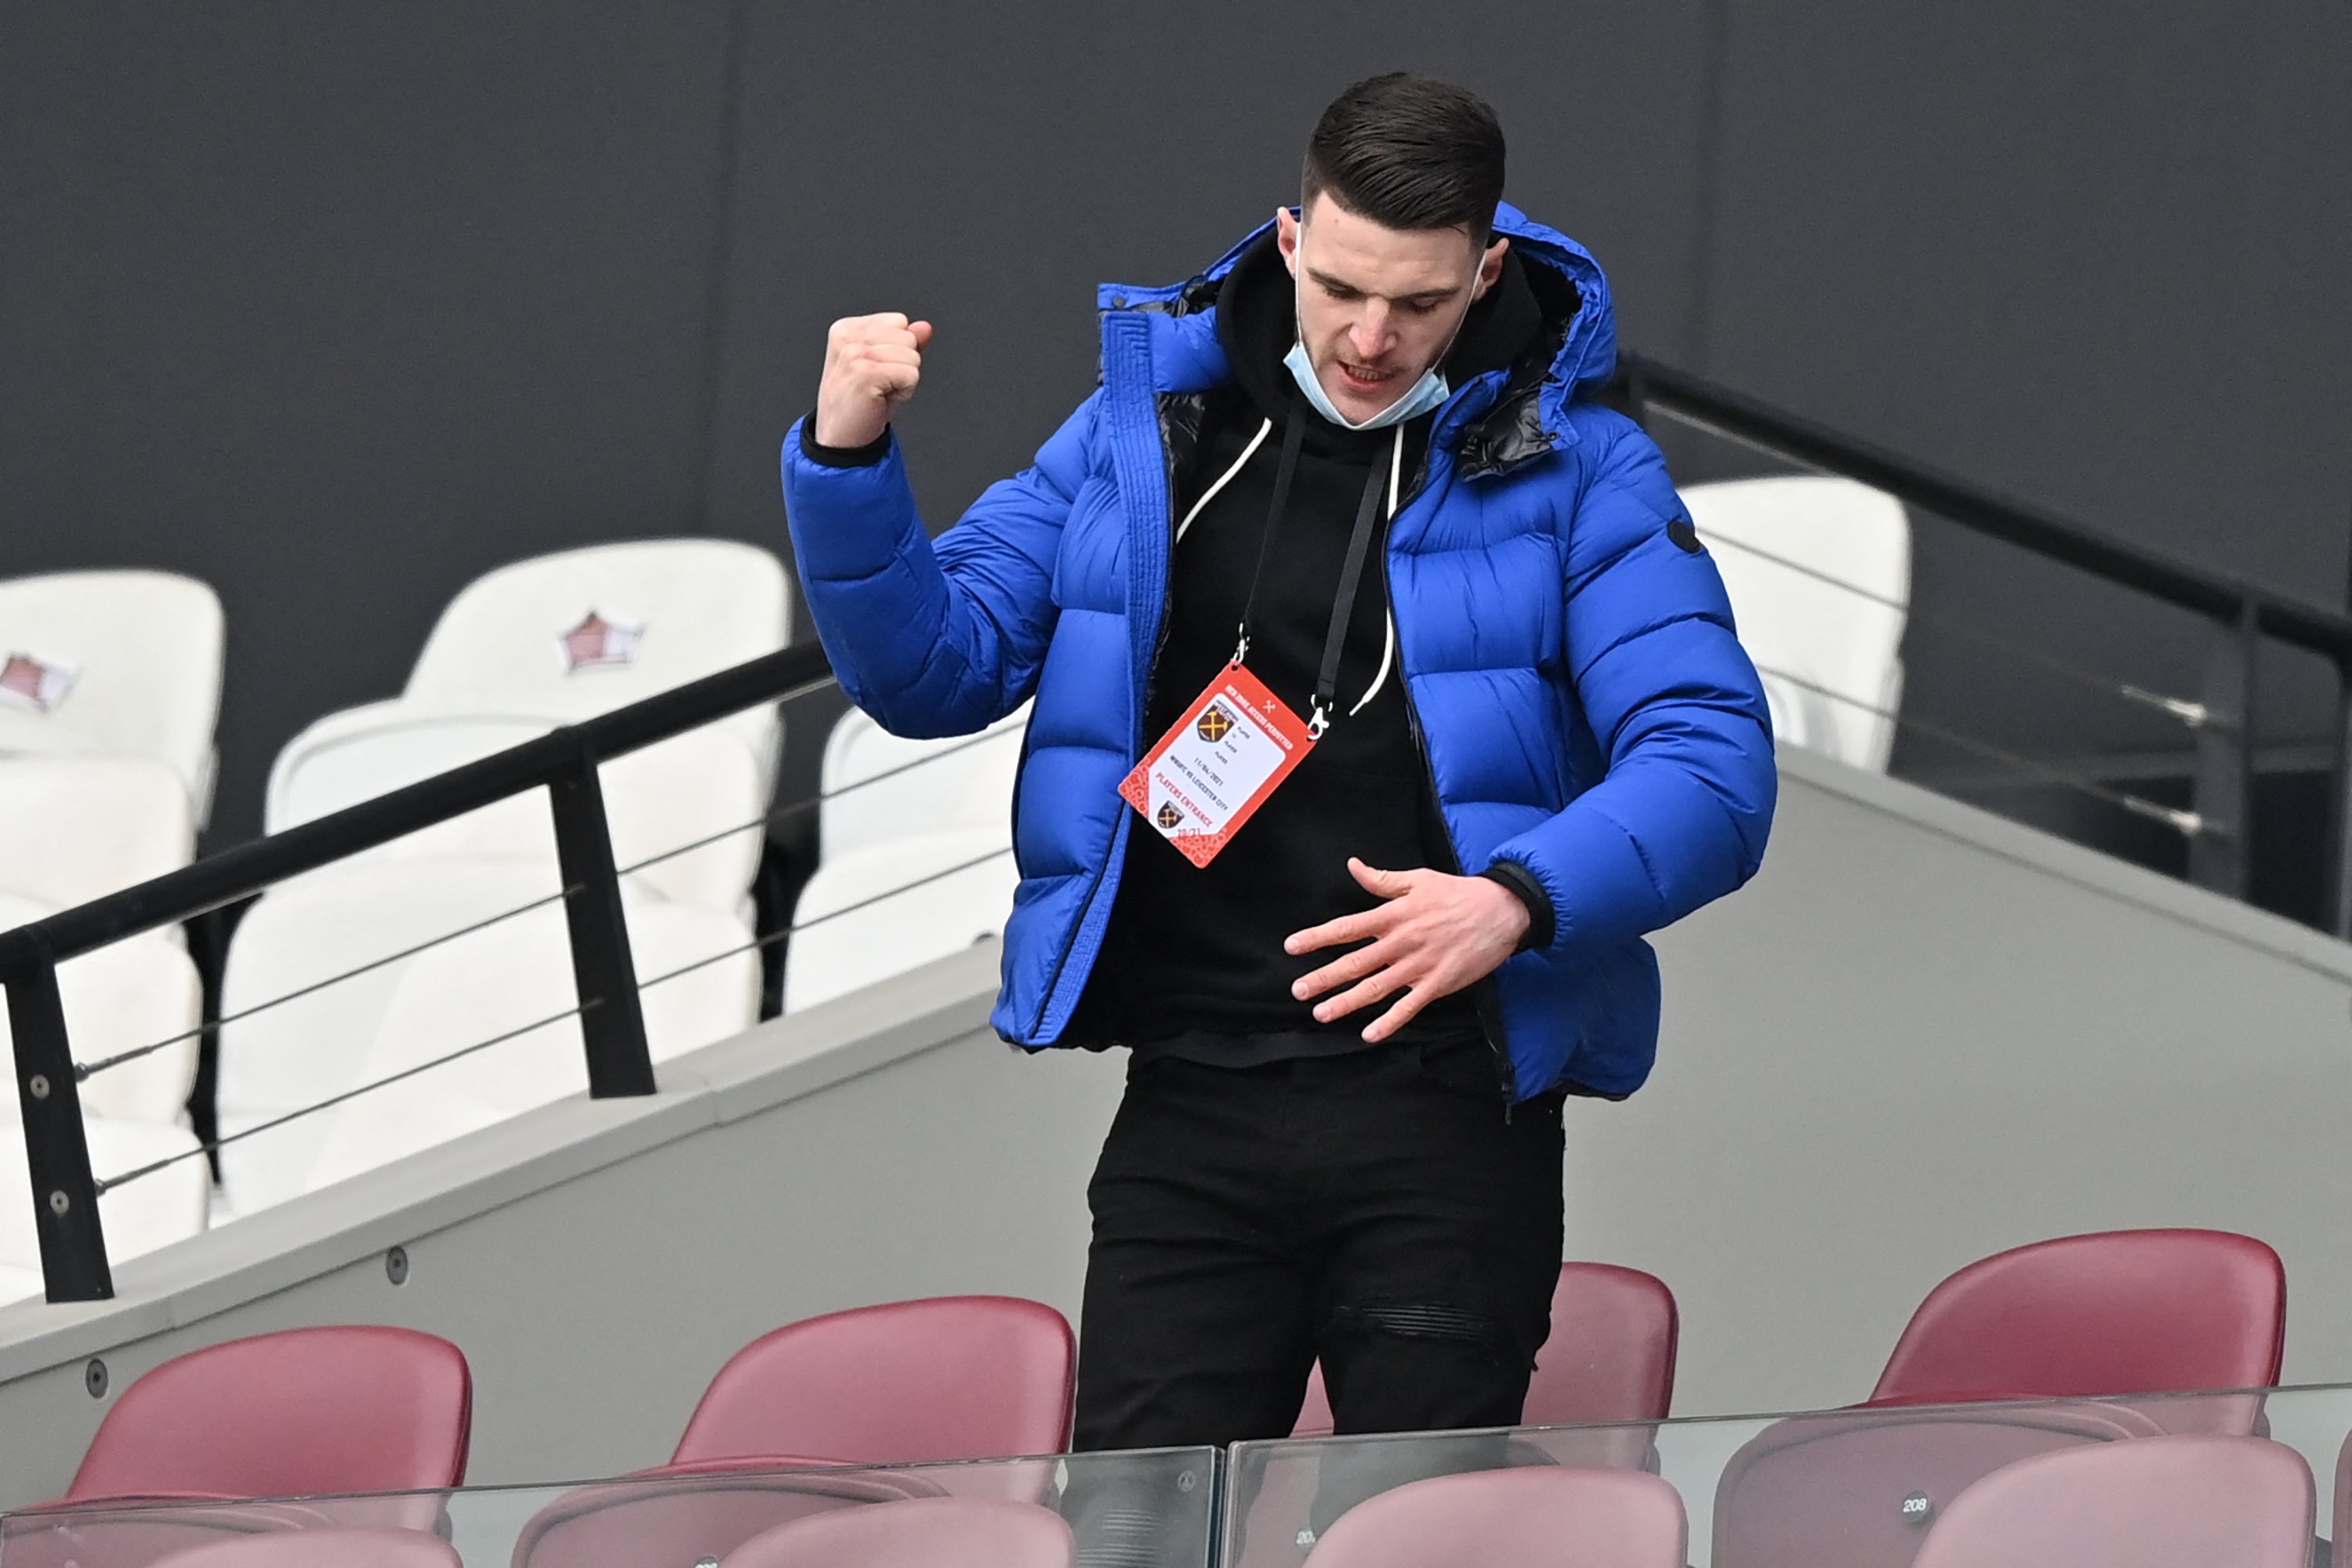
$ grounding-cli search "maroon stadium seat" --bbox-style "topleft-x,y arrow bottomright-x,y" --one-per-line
2336,1432 -> 2350,1567
1229,1265 -> 1678,1566
1906,1434 -> 2312,1568
719,1497 -> 1074,1568
146,1530 -> 464,1568
508,1468 -> 949,1568
0,1501 -> 357,1568
1291,1261 -> 1678,1438
1869,1229 -> 2285,1426
1301,1467 -> 1686,1568
670,1295 -> 1076,1466
509,1298 -> 1072,1568
67,1326 -> 472,1504
1712,1398 -> 2170,1568
0,1328 -> 470,1568
1715,1229 -> 2284,1568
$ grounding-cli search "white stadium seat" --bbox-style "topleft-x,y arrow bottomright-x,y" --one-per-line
265,540 -> 791,902
404,539 -> 790,730
0,570 -> 226,825
819,705 -> 1025,861
267,539 -> 791,818
0,764 -> 201,1127
217,540 -> 793,1211
0,1264 -> 38,1308
0,893 -> 199,1125
0,756 -> 194,909
217,859 -> 757,1214
784,832 -> 1019,1014
269,715 -> 769,916
1682,476 -> 1911,772
301,894 -> 758,1192
0,1118 -> 209,1304
785,704 -> 1025,1012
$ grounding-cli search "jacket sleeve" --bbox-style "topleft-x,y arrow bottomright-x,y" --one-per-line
1485,417 -> 1777,952
780,394 -> 1099,738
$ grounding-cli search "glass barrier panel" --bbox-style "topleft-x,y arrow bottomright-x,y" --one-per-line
0,1445 -> 1218,1568
1225,1383 -> 2352,1568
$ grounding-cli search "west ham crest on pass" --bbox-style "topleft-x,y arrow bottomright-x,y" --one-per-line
1196,705 -> 1234,744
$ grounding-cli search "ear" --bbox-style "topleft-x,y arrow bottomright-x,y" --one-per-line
1470,235 -> 1510,302
1276,206 -> 1301,275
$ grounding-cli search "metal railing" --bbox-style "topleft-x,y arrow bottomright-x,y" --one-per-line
8,354 -> 2351,1308
1613,353 -> 2352,927
0,643 -> 835,1302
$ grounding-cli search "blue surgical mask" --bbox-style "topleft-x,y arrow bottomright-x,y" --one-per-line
1283,339 -> 1450,431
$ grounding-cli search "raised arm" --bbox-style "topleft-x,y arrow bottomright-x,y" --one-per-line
782,314 -> 1096,737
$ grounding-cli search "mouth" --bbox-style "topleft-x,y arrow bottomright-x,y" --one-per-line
1335,360 -> 1401,393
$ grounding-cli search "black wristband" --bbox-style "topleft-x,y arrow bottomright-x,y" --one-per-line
798,412 -> 891,469
1479,862 -> 1555,953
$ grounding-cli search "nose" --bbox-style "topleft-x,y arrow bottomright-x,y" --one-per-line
1348,303 -> 1395,362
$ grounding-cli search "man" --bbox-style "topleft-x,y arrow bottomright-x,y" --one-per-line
783,74 -> 1774,1449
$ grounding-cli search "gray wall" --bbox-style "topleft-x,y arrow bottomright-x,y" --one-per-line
1608,746 -> 2352,1410
0,942 -> 1130,1502
5,749 -> 2352,1501
5,4 -> 2346,842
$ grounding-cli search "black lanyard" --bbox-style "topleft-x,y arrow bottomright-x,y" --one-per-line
1229,397 -> 1399,738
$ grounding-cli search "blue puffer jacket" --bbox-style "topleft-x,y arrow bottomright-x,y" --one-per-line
782,204 -> 1775,1098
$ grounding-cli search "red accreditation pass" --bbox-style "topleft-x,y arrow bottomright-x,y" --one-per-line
1119,663 -> 1316,868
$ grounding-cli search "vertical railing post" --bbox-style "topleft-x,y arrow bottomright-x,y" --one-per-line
2,935 -> 113,1301
547,730 -> 656,1098
2187,602 -> 2258,898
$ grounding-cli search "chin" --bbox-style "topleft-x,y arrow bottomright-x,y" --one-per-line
1326,378 -> 1398,423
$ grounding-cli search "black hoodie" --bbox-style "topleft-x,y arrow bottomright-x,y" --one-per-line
1069,233 -> 1547,1064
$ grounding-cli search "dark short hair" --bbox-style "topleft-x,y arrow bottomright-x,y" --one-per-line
1302,73 -> 1505,240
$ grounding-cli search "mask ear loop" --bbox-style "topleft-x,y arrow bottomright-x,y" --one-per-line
1345,426 -> 1405,717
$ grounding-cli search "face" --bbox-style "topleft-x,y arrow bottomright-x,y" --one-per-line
1278,194 -> 1508,424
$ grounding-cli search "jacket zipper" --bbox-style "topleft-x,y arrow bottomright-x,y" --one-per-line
1383,456 -> 1523,1109
1029,358 -> 1527,1080
1027,390 -> 1185,1041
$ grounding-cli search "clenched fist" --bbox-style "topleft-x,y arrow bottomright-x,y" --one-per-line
814,312 -> 934,451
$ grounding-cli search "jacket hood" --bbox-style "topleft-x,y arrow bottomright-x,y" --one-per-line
1098,201 -> 1617,464
1212,226 -> 1546,447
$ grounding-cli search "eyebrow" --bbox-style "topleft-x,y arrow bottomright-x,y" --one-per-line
1303,266 -> 1458,307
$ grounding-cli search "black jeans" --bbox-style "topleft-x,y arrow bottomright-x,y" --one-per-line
1072,1037 -> 1566,1451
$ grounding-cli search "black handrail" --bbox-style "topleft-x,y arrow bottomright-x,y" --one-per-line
0,641 -> 834,1302
1615,353 -> 2352,660
1613,351 -> 2352,920
0,644 -> 836,967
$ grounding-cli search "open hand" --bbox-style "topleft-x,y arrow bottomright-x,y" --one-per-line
815,312 -> 933,450
1286,858 -> 1530,1044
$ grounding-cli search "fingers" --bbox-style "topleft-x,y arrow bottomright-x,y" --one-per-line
1310,962 -> 1410,1024
1283,906 -> 1390,957
827,311 -> 925,347
1348,858 -> 1416,898
1287,860 -> 1414,955
826,314 -> 930,374
1292,935 -> 1398,1003
1288,866 -> 1523,1040
1359,986 -> 1431,1044
816,310 -> 930,448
